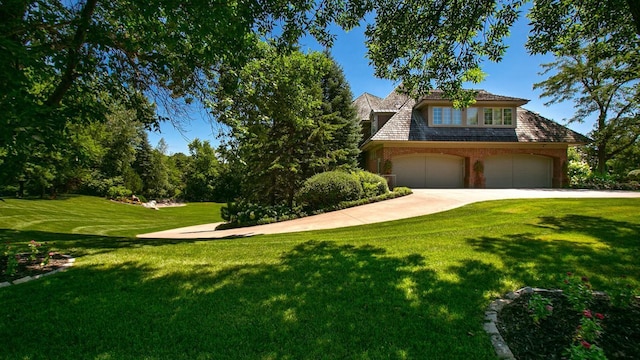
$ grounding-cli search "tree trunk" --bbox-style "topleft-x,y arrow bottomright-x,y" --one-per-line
45,0 -> 99,107
596,144 -> 608,175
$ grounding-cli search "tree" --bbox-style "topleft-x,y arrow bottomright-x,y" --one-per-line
532,1 -> 640,174
212,45 -> 360,207
184,139 -> 220,202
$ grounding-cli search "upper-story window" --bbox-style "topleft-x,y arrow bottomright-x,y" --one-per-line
433,107 -> 463,125
429,106 -> 515,127
466,108 -> 478,125
484,108 -> 513,125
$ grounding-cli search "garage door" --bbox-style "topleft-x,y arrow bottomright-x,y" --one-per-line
394,154 -> 464,188
484,154 -> 552,188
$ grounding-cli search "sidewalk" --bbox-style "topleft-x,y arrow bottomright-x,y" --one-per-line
136,189 -> 640,239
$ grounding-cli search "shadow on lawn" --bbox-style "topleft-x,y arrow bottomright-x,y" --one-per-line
0,241 -> 500,359
466,214 -> 640,289
0,228 -> 233,257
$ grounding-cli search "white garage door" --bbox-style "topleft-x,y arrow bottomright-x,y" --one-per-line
485,154 -> 552,188
394,154 -> 464,188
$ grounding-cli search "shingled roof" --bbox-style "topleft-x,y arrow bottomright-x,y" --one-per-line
416,89 -> 528,103
369,107 -> 589,144
353,92 -> 384,122
355,88 -> 589,145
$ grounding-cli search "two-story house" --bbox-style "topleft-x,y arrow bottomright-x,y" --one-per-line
354,88 -> 589,188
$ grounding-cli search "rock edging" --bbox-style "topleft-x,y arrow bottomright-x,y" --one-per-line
484,287 -> 558,359
0,255 -> 75,288
484,286 -> 616,359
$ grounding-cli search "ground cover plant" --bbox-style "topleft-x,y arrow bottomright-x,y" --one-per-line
0,196 -> 638,359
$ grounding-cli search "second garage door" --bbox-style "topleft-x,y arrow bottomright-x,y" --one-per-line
394,154 -> 464,188
484,154 -> 552,188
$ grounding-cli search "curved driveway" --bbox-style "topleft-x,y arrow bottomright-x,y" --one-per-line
137,189 -> 640,239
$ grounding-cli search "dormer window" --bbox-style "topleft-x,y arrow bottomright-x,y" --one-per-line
433,107 -> 463,125
484,108 -> 513,126
427,106 -> 515,127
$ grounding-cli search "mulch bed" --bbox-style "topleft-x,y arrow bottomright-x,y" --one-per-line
497,292 -> 640,359
1,253 -> 70,283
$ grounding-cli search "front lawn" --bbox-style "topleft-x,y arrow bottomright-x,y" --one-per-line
0,196 -> 638,359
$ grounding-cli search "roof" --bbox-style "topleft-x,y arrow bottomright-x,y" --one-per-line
416,89 -> 529,103
352,92 -> 383,122
353,88 -> 589,145
368,107 -> 589,144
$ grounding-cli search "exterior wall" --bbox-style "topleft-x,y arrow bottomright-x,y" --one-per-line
364,143 -> 569,188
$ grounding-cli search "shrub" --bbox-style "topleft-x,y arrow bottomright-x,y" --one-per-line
627,169 -> 640,181
107,185 -> 132,200
353,170 -> 389,198
295,171 -> 363,211
219,201 -> 301,229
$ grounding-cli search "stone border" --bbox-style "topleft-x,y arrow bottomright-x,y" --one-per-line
0,255 -> 75,288
483,286 -> 617,359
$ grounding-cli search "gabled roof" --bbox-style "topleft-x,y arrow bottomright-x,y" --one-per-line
353,92 -> 383,122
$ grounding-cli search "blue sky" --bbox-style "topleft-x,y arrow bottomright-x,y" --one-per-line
148,12 -> 592,155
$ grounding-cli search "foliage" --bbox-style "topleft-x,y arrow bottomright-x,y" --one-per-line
564,309 -> 607,360
569,173 -> 640,191
295,171 -> 363,211
528,293 -> 554,324
218,184 -> 411,229
183,139 -> 220,202
212,44 -> 360,206
627,169 -> 640,181
352,170 -> 389,198
1,243 -> 19,276
561,272 -> 593,312
564,341 -> 607,360
530,0 -> 640,175
218,201 -> 303,230
107,186 -> 133,201
608,276 -> 639,309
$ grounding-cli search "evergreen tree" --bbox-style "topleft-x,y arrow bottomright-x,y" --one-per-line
212,44 -> 360,207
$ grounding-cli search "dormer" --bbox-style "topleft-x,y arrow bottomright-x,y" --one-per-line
413,90 -> 529,129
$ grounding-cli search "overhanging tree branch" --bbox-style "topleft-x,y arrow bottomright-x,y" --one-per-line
45,0 -> 98,107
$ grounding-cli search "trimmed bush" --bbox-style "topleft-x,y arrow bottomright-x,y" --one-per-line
296,171 -> 363,211
353,170 -> 389,198
219,201 -> 302,229
107,185 -> 132,200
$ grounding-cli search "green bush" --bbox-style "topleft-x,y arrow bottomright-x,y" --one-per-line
107,185 -> 132,200
353,170 -> 389,198
296,171 -> 363,211
628,169 -> 640,181
570,173 -> 640,191
219,201 -> 301,229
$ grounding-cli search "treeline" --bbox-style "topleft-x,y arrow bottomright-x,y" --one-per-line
0,102 -> 235,202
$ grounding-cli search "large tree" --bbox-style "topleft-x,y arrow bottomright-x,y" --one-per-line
212,45 -> 360,206
531,0 -> 640,174
535,53 -> 640,174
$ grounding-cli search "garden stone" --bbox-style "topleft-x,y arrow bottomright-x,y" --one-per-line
12,276 -> 32,285
0,282 -> 11,288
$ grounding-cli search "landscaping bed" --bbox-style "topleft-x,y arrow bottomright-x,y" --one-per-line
498,291 -> 640,359
1,252 -> 71,283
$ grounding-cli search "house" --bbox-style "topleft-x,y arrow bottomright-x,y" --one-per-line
354,88 -> 589,188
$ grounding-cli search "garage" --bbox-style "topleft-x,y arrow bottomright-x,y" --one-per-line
484,154 -> 552,188
394,154 -> 464,188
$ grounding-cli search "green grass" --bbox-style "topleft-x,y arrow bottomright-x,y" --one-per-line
1,195 -> 639,359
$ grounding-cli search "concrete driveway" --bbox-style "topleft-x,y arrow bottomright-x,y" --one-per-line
137,189 -> 640,239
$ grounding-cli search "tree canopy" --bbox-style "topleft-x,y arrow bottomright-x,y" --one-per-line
211,44 -> 361,206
